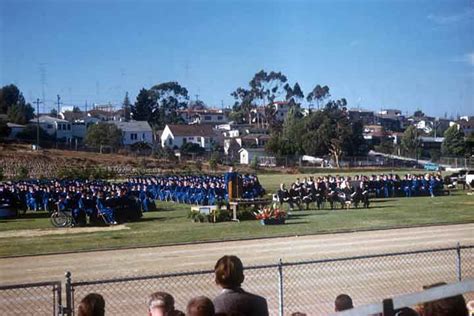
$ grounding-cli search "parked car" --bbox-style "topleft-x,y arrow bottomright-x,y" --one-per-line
444,169 -> 467,189
466,170 -> 474,188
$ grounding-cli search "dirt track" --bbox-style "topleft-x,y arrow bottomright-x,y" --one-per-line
1,223 -> 472,284
0,224 -> 473,315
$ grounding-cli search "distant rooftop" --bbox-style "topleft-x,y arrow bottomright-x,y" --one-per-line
108,120 -> 152,132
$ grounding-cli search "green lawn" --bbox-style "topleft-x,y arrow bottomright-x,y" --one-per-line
0,173 -> 472,257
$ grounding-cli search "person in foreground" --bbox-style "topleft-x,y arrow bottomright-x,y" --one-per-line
418,282 -> 468,316
77,293 -> 105,316
148,291 -> 184,316
186,296 -> 215,316
335,294 -> 353,312
213,255 -> 269,316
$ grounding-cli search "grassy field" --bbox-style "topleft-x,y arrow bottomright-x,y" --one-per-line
0,173 -> 473,257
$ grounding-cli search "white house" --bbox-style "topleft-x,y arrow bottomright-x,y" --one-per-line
178,109 -> 230,125
161,124 -> 215,150
107,120 -> 154,146
29,115 -> 73,140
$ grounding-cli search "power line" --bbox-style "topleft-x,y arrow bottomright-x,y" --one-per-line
34,98 -> 42,150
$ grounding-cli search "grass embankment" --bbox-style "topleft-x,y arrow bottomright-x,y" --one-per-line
0,173 -> 472,257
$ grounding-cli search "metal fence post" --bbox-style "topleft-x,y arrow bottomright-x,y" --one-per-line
55,282 -> 62,316
456,243 -> 462,281
65,271 -> 73,316
278,259 -> 284,316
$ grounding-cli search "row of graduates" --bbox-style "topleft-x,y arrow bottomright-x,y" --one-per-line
0,173 -> 265,216
360,173 -> 445,198
127,174 -> 265,210
276,172 -> 446,210
283,173 -> 445,201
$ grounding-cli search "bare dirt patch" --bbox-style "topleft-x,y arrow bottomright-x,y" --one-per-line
0,225 -> 129,238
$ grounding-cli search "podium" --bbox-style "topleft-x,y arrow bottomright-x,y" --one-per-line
225,172 -> 242,202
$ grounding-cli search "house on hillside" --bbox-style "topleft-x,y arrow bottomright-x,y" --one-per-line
238,133 -> 271,148
452,118 -> 474,136
6,123 -> 26,138
349,108 -> 375,125
29,115 -> 73,140
178,109 -> 230,125
375,109 -> 406,131
161,124 -> 216,150
107,120 -> 154,146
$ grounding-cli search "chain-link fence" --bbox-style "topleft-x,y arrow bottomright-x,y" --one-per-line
0,245 -> 472,316
67,245 -> 473,316
0,281 -> 61,316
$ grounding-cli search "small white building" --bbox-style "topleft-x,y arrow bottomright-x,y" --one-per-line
108,120 -> 154,146
161,124 -> 215,150
239,148 -> 267,165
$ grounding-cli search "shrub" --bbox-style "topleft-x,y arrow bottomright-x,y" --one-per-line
16,166 -> 29,180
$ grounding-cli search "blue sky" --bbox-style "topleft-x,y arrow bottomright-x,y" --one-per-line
0,0 -> 472,117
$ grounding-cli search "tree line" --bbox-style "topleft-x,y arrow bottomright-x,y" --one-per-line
1,69 -> 472,161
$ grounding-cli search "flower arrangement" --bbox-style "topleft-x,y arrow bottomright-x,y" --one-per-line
253,206 -> 287,220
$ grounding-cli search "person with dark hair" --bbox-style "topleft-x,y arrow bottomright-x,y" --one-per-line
420,282 -> 468,316
77,293 -> 105,316
213,255 -> 269,316
335,294 -> 353,312
186,296 -> 215,316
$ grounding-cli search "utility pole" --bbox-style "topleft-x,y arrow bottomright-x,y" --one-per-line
34,98 -> 42,150
56,94 -> 62,118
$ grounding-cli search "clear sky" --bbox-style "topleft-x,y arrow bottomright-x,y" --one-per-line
0,0 -> 473,118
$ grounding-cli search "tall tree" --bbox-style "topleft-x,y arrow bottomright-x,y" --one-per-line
306,85 -> 330,110
249,70 -> 288,105
324,100 -> 352,167
0,84 -> 25,114
84,123 -> 123,149
401,125 -> 420,158
230,87 -> 254,124
122,92 -> 131,121
442,125 -> 465,156
0,84 -> 35,124
132,88 -> 154,122
232,70 -> 289,128
284,82 -> 304,107
7,102 -> 35,125
465,133 -> 474,157
374,127 -> 395,154
148,81 -> 189,129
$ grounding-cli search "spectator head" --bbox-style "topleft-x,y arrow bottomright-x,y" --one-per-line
422,282 -> 467,316
77,293 -> 105,316
394,307 -> 419,316
186,296 -> 215,316
291,313 -> 307,316
148,291 -> 175,316
214,255 -> 245,289
335,294 -> 353,312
